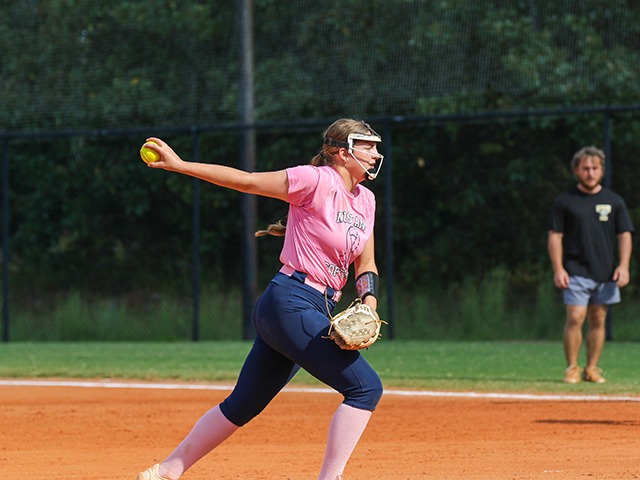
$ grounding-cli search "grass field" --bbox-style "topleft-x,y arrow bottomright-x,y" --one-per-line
1,340 -> 638,395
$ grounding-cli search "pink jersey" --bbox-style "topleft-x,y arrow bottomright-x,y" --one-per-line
280,165 -> 376,291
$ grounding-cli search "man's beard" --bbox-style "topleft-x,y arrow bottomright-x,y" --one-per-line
579,179 -> 601,192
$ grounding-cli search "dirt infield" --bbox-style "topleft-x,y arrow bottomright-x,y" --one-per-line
1,382 -> 639,480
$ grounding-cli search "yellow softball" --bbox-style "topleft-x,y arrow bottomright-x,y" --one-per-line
139,141 -> 160,164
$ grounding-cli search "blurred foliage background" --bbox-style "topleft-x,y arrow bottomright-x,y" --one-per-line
2,1 -> 640,340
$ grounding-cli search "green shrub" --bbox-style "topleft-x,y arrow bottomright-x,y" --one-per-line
6,270 -> 640,342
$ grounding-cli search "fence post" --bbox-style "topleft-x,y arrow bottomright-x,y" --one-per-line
382,122 -> 395,338
191,128 -> 202,341
2,137 -> 9,342
602,112 -> 614,341
238,0 -> 257,339
603,113 -> 612,190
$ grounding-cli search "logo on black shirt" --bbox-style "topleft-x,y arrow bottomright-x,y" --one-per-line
595,204 -> 612,222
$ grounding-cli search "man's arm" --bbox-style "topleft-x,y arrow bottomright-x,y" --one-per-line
548,230 -> 569,289
613,231 -> 633,287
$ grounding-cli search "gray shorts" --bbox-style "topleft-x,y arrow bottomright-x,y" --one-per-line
563,276 -> 620,306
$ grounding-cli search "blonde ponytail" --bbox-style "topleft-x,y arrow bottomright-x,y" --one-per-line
255,218 -> 287,237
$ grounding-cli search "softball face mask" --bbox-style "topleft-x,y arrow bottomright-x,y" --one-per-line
324,129 -> 384,180
347,133 -> 384,180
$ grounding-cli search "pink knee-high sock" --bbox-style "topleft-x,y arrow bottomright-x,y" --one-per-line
158,404 -> 239,479
318,404 -> 373,480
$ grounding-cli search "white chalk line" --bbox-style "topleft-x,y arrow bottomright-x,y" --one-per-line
1,379 -> 639,402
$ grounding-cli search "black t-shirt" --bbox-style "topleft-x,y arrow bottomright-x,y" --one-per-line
548,187 -> 634,282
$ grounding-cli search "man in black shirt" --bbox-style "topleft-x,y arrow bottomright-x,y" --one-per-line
548,146 -> 634,384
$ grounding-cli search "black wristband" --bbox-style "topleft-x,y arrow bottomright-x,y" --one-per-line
356,271 -> 379,301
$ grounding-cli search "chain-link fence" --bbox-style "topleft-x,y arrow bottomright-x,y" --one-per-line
4,1 -> 640,341
3,106 -> 640,341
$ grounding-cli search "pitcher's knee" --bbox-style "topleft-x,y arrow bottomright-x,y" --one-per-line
220,393 -> 265,426
343,374 -> 383,411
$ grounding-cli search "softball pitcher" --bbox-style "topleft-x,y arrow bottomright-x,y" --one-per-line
136,118 -> 384,480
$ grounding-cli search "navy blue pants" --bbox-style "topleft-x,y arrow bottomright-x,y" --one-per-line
220,272 -> 383,426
